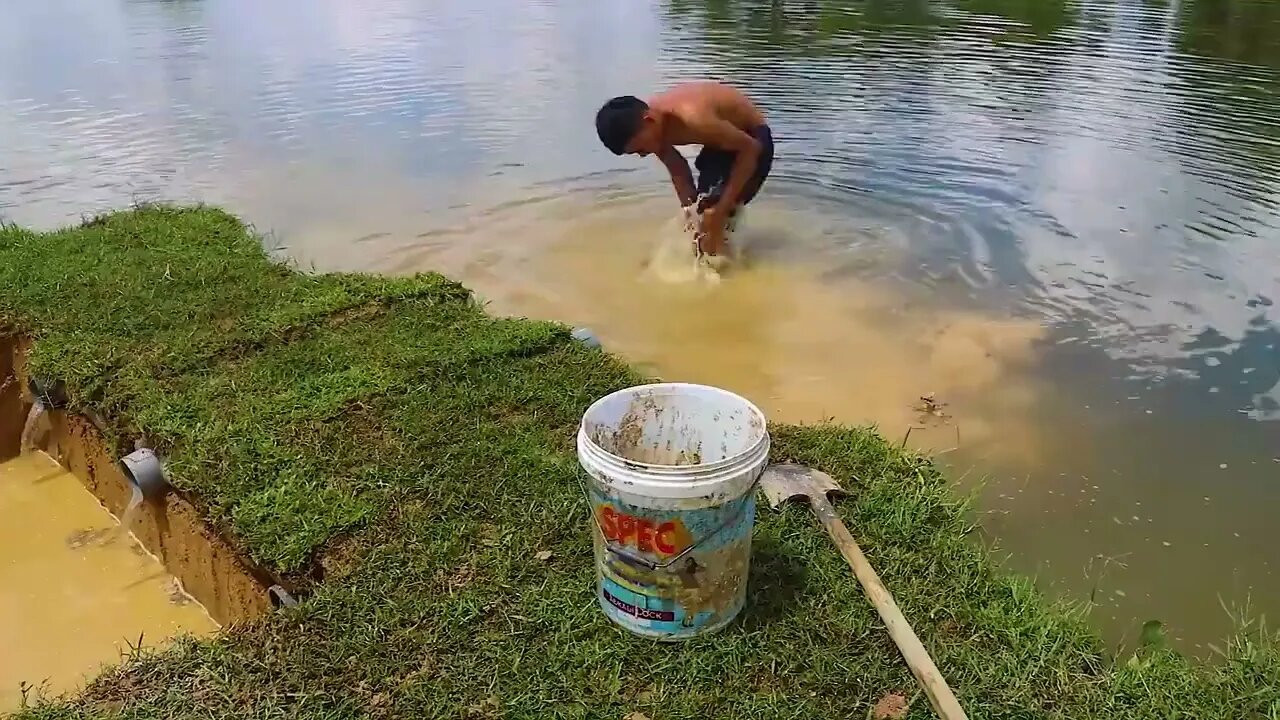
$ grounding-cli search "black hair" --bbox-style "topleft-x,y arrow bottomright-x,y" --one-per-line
595,96 -> 648,155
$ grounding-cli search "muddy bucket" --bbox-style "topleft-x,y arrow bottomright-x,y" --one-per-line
577,383 -> 769,640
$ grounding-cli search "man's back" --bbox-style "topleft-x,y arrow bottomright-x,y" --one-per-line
648,82 -> 766,148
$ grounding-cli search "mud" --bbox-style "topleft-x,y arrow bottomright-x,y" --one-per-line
598,537 -> 750,622
589,387 -> 767,469
41,415 -> 271,625
672,536 -> 752,622
592,395 -> 705,467
0,337 -> 28,459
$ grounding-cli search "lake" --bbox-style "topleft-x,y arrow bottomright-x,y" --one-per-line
2,0 -> 1278,653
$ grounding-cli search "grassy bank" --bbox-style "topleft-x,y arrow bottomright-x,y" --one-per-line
2,206 -> 1276,719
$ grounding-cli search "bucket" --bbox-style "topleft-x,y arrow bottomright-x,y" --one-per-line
577,382 -> 769,640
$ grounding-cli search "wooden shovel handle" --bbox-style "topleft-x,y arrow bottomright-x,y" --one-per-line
811,495 -> 969,720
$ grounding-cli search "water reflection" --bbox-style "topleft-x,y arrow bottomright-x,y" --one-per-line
1177,0 -> 1280,68
954,0 -> 1080,36
2,0 -> 1279,650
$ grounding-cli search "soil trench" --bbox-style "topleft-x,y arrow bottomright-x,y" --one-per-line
0,334 -> 272,707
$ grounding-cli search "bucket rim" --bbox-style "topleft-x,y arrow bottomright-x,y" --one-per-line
579,382 -> 768,471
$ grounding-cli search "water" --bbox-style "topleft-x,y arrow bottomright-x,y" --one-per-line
0,453 -> 216,710
19,401 -> 48,454
102,485 -> 147,551
3,0 -> 1280,651
20,399 -> 145,546
118,486 -> 145,537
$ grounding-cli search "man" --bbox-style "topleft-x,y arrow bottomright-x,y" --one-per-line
595,81 -> 774,259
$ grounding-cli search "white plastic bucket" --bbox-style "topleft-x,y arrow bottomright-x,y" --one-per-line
577,382 -> 769,640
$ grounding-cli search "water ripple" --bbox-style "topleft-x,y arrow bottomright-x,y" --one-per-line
2,0 -> 1279,376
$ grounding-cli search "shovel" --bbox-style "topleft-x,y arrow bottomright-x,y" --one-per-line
759,463 -> 968,720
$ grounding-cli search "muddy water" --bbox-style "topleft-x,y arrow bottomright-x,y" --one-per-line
5,0 -> 1280,651
0,453 -> 216,710
438,198 -> 1051,462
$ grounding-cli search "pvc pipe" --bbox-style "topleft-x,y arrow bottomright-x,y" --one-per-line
27,378 -> 68,410
118,448 -> 170,500
268,584 -> 298,608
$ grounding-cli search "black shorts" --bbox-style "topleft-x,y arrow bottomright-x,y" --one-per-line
694,124 -> 774,212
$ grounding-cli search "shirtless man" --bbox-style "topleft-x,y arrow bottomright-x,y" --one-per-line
594,81 -> 773,258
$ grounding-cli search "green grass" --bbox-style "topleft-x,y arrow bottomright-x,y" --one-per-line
3,206 -> 1278,719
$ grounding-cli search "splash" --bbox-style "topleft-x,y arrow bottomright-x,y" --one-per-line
644,212 -> 724,285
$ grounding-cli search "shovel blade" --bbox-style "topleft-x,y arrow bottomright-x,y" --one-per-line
759,463 -> 847,509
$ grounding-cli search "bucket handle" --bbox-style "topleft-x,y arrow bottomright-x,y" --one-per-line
576,469 -> 761,572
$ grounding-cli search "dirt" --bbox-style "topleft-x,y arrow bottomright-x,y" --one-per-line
435,562 -> 476,593
0,336 -> 27,460
913,392 -> 950,425
673,536 -> 751,621
0,452 -> 220,711
592,498 -> 752,632
65,527 -> 114,549
591,395 -> 705,466
167,578 -> 194,606
473,222 -> 1053,464
872,692 -> 909,719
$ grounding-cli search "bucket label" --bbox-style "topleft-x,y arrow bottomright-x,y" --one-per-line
602,587 -> 675,622
596,506 -> 693,558
590,489 -> 755,639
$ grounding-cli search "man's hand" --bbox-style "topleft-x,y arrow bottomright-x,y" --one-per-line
682,205 -> 699,234
683,113 -> 760,213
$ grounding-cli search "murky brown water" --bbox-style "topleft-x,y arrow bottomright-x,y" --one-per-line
0,453 -> 216,710
427,197 -> 1052,462
4,0 -> 1280,651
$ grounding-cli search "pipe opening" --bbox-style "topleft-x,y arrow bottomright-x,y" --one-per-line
117,448 -> 170,501
267,584 -> 298,609
27,377 -> 68,410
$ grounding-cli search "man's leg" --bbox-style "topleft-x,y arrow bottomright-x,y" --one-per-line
689,148 -> 729,256
695,129 -> 773,233
694,148 -> 733,211
732,125 -> 775,208
721,126 -> 774,235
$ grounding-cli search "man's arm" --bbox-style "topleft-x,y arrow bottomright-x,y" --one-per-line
657,146 -> 697,207
686,116 -> 760,213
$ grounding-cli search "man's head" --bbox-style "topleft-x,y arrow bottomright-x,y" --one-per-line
595,96 -> 662,156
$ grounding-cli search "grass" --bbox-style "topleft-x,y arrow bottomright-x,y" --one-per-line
3,206 -> 1278,719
